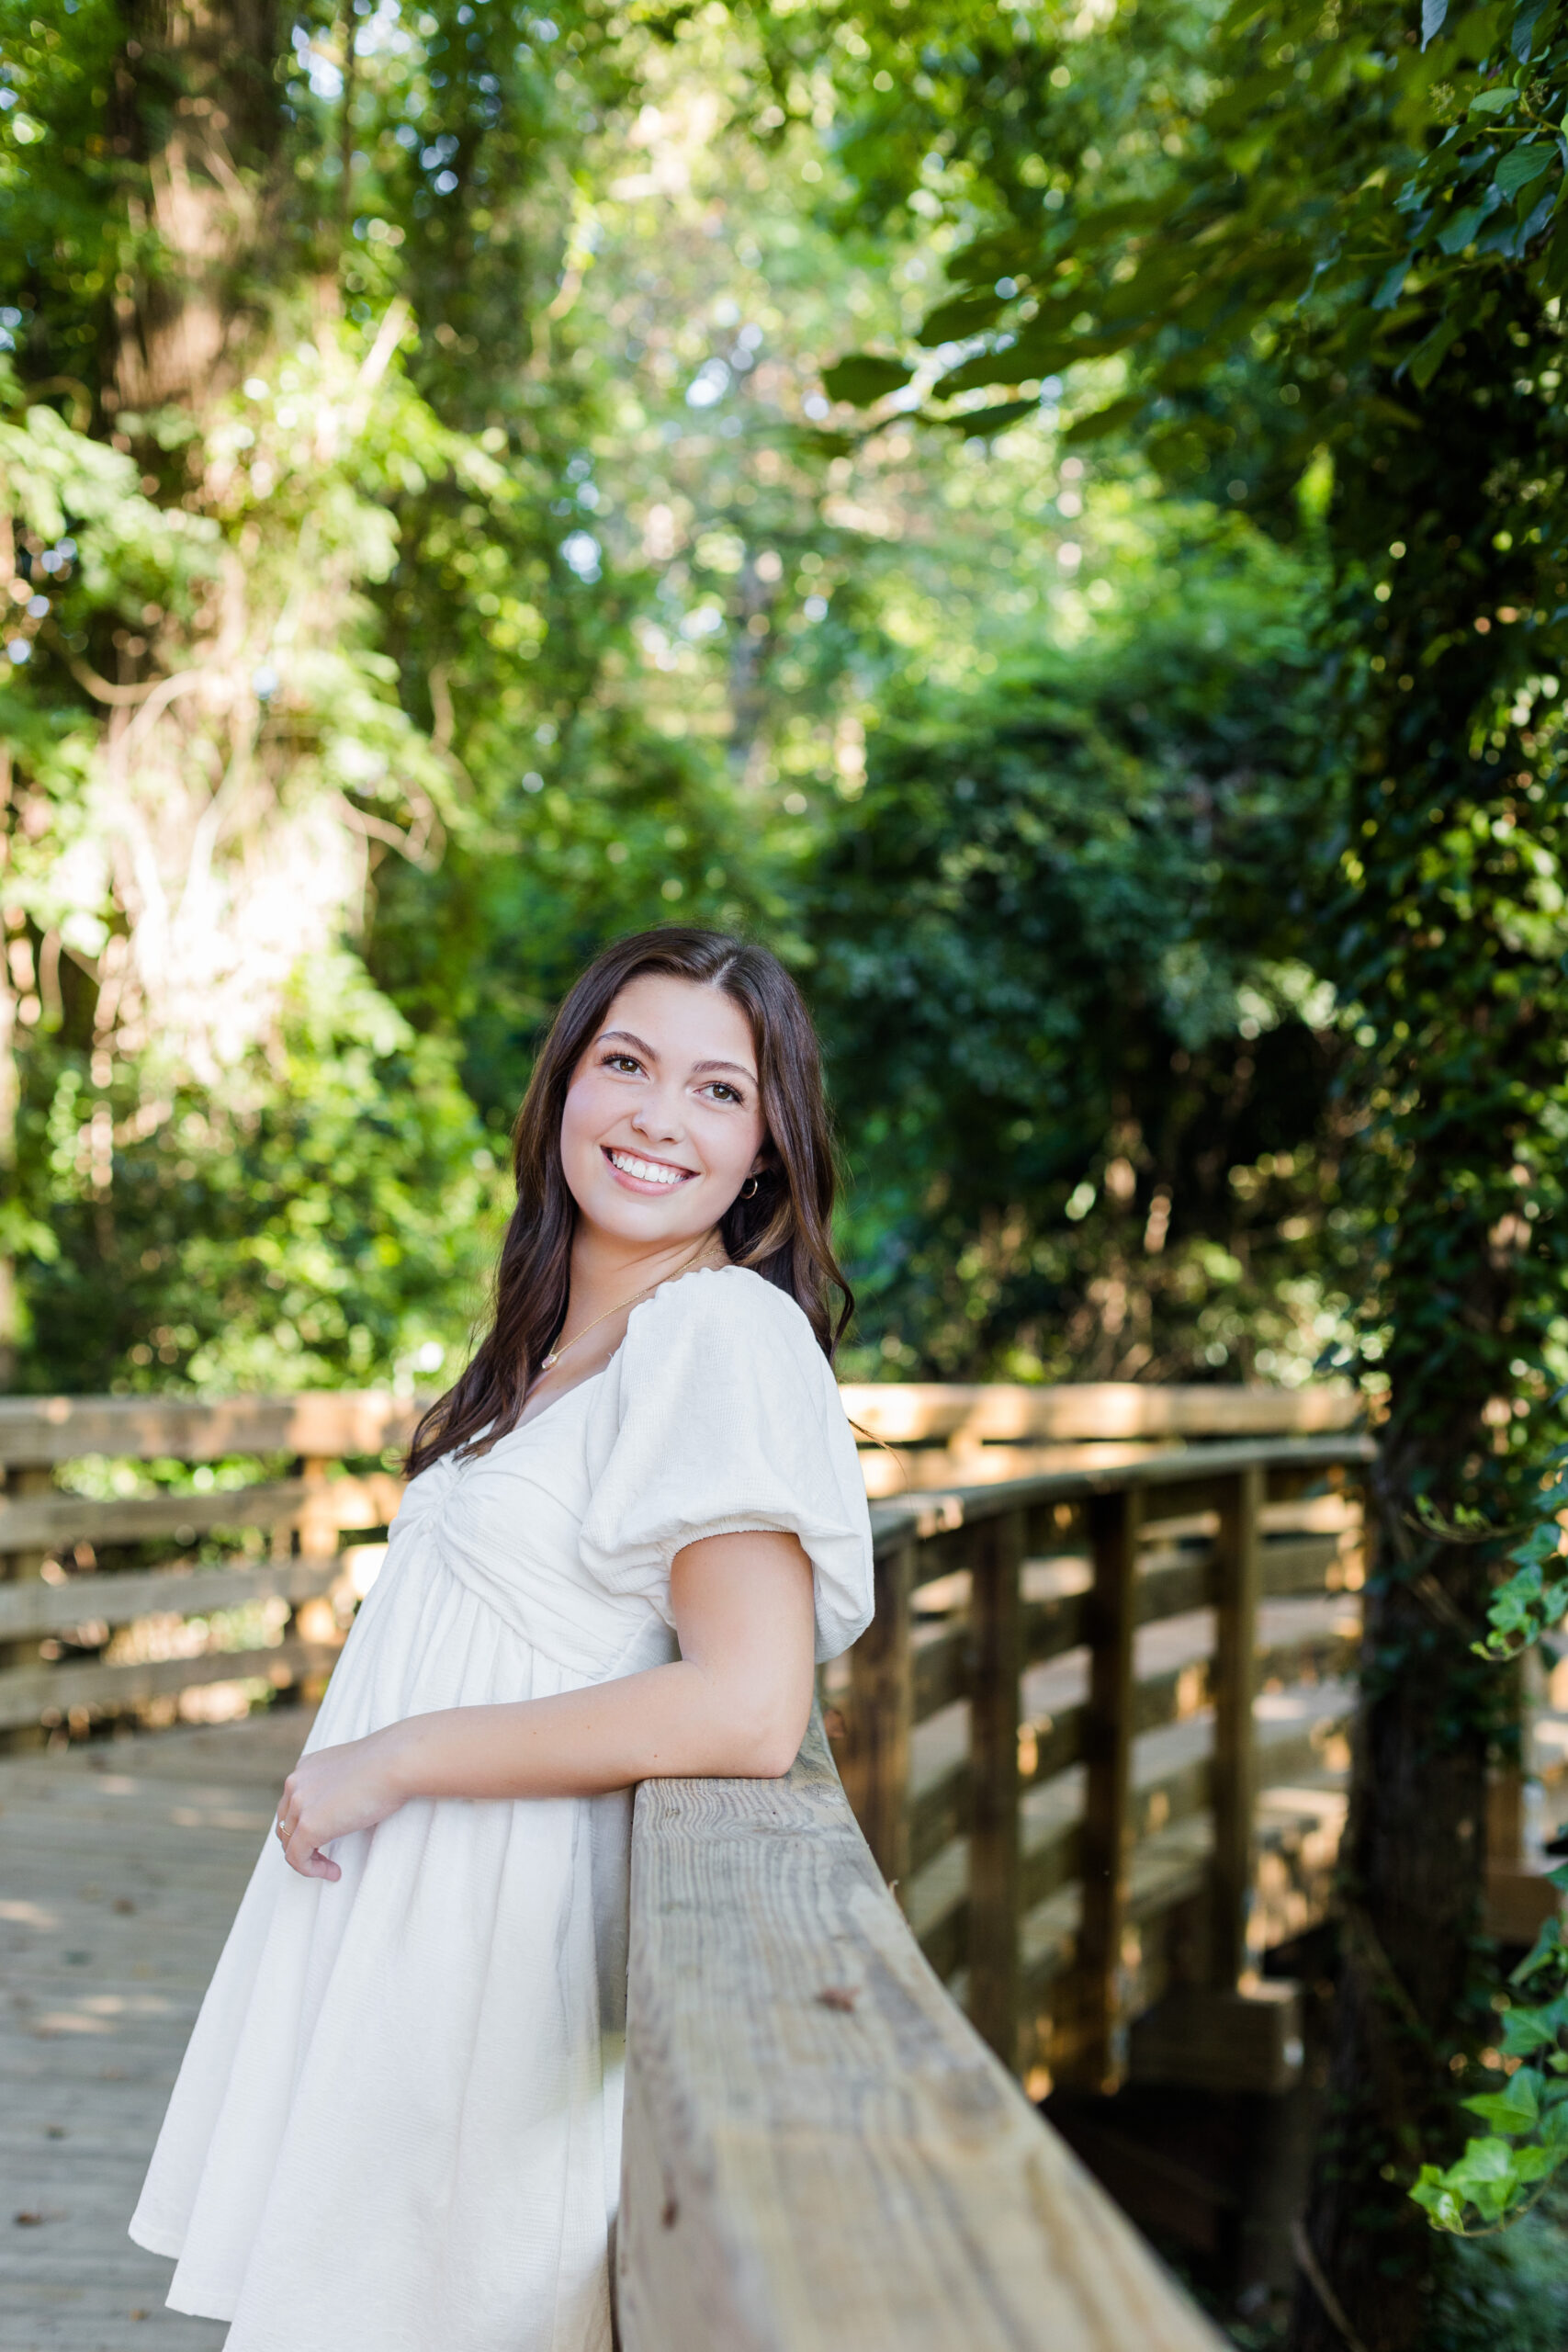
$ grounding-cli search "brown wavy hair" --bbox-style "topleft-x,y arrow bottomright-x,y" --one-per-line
407,927 -> 853,1476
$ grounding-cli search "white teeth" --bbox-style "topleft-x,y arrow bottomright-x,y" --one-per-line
609,1149 -> 688,1187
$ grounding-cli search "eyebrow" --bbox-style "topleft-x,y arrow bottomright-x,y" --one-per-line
597,1029 -> 757,1083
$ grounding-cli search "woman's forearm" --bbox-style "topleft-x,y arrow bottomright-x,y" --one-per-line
276,1532 -> 818,1878
381,1654 -> 807,1805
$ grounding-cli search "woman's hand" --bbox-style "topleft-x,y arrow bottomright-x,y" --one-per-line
275,1727 -> 408,1882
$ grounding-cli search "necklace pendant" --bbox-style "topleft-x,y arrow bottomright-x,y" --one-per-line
540,1350 -> 558,1371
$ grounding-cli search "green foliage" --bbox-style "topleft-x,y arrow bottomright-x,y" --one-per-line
5,0 -> 1363,1395
806,514 -> 1355,1381
1404,1431 -> 1568,2244
1429,2190 -> 1568,2352
1411,1875 -> 1568,2233
21,954 -> 502,1394
1475,1525 -> 1568,1663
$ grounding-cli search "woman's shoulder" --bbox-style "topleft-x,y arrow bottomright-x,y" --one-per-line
633,1261 -> 826,1362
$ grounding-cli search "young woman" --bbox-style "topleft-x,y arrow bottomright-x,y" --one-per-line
130,927 -> 874,2352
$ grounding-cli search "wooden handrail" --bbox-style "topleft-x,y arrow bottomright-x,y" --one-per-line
0,1379 -> 1359,1468
0,1389 -> 419,1467
618,1705 -> 1224,2351
842,1380 -> 1361,1445
866,1433 -> 1377,1555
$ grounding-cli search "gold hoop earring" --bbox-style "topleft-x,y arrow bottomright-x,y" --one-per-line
739,1175 -> 760,1200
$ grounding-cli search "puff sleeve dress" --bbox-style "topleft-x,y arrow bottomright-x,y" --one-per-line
129,1267 -> 874,2352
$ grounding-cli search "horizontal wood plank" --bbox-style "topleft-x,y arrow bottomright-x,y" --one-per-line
1260,1532 -> 1346,1596
1020,1818 -> 1085,1917
0,1637 -> 342,1731
0,1476 -> 314,1551
842,1382 -> 1360,1447
1136,1555 -> 1214,1625
912,1623 -> 966,1723
908,1755 -> 971,1877
0,1391 -> 421,1469
619,1707 -> 1224,2352
1025,1585 -> 1089,1668
870,1437 -> 1374,1560
0,1472 -> 403,1554
0,1553 -> 352,1644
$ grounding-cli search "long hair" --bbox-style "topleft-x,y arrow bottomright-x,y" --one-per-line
407,928 -> 853,1476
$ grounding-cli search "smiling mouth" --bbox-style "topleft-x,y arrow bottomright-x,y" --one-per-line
604,1146 -> 696,1189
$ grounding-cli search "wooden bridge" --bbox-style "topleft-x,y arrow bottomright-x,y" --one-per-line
2,1385 -> 1562,2349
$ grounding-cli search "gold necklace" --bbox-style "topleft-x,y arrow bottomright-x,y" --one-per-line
537,1247 -> 714,1374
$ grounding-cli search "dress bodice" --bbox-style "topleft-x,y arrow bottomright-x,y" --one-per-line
413,1381 -> 668,1679
379,1264 -> 874,1684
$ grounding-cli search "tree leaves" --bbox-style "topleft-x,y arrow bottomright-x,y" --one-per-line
1495,141 -> 1556,200
1412,1904 -> 1568,2233
820,354 -> 913,405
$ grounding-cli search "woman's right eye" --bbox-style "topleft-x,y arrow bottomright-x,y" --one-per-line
604,1053 -> 641,1074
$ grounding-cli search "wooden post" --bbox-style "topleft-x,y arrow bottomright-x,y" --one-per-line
1,1460 -> 52,1751
289,1454 -> 338,1701
1210,1464 -> 1264,1987
844,1538 -> 915,1892
968,1507 -> 1025,2069
1070,1484 -> 1143,2091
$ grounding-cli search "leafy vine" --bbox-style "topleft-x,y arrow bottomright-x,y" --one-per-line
1410,1474 -> 1568,2235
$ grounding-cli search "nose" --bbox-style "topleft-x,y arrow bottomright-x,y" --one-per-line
630,1083 -> 685,1144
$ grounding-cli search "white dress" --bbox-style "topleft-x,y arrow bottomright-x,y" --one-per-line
130,1267 -> 874,2352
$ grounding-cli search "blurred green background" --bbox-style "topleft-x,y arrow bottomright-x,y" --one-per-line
0,0 -> 1532,1407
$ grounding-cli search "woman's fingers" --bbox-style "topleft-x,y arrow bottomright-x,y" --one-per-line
273,1736 -> 400,1880
276,1781 -> 341,1880
280,1815 -> 342,1881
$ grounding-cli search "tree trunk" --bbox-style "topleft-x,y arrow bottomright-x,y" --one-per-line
110,0 -> 283,413
1290,1442 -> 1494,2352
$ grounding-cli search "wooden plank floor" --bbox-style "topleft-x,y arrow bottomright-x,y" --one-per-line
0,1711 -> 314,2352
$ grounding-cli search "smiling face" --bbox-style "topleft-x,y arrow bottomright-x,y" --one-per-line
558,972 -> 769,1256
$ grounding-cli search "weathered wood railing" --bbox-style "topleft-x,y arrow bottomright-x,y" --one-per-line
0,1382 -> 1361,1743
7,1385 -> 1560,2340
840,1378 -> 1361,1495
615,1428 -> 1372,2345
829,1435 -> 1374,2090
0,1392 -> 417,1736
618,1705 -> 1227,2351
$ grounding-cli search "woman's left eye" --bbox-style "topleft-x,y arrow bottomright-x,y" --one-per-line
705,1082 -> 743,1104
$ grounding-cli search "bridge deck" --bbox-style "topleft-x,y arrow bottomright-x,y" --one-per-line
0,1713 -> 313,2352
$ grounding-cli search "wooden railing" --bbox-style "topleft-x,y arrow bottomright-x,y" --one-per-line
826,1435 -> 1373,2091
0,1381 -> 1359,1743
7,1385 -> 1560,2340
0,1392 -> 417,1736
0,1384 -> 1380,2346
840,1379 -> 1361,1496
618,1706 -> 1226,2351
0,1383 -> 1377,2072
